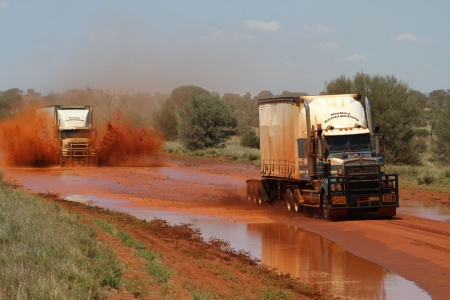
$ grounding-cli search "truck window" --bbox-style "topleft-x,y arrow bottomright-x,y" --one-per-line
325,134 -> 371,153
61,129 -> 91,139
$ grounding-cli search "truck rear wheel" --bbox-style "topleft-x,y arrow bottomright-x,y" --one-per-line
285,189 -> 295,212
247,181 -> 255,202
293,189 -> 302,212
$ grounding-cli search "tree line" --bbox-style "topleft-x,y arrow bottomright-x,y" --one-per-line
1,72 -> 449,165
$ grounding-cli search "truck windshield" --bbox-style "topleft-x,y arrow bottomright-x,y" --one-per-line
61,129 -> 91,139
324,134 -> 371,153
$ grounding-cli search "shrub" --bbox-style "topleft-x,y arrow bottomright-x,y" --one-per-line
240,129 -> 260,149
414,128 -> 430,138
178,95 -> 237,150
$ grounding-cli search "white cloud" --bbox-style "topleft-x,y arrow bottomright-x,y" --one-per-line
391,33 -> 420,42
301,24 -> 333,33
0,1 -> 9,9
314,42 -> 340,49
244,19 -> 282,32
346,54 -> 367,61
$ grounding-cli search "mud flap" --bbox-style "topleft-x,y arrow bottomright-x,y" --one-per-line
328,209 -> 348,221
378,207 -> 396,217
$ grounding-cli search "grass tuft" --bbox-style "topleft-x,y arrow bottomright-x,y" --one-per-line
163,136 -> 260,165
0,178 -> 121,299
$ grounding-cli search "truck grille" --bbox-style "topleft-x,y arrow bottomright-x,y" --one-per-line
346,165 -> 380,193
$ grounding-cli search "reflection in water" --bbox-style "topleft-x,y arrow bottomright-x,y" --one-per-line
66,195 -> 430,300
399,202 -> 450,223
250,223 -> 387,299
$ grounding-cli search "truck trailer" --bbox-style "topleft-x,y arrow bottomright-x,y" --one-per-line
39,105 -> 98,166
246,94 -> 399,220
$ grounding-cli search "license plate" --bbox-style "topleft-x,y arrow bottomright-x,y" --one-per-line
382,194 -> 396,203
332,196 -> 346,205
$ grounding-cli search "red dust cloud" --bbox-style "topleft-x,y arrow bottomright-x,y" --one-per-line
97,112 -> 165,166
0,107 -> 59,167
0,108 -> 164,168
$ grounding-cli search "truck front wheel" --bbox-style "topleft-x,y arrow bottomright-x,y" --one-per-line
322,193 -> 331,220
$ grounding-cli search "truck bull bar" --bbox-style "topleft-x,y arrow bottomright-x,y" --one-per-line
60,142 -> 98,165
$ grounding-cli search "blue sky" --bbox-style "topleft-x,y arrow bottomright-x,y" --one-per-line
0,0 -> 449,97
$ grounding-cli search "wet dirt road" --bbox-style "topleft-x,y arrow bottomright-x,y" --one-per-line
2,156 -> 450,299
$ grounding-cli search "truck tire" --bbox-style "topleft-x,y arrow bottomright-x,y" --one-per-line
293,189 -> 301,212
322,193 -> 331,220
247,181 -> 252,202
285,189 -> 295,212
257,184 -> 267,206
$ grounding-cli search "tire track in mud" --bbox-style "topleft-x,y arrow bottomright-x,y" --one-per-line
388,219 -> 450,238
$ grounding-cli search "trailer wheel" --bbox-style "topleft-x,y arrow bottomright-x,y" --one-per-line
321,193 -> 331,220
246,181 -> 252,202
257,184 -> 266,206
285,189 -> 295,212
293,189 -> 301,212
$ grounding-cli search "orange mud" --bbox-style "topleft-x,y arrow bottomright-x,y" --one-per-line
0,107 -> 59,167
97,112 -> 164,166
0,109 -> 164,168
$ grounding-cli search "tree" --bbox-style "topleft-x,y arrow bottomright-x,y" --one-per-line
325,72 -> 424,165
276,91 -> 308,97
178,95 -> 237,150
222,92 -> 258,135
88,87 -> 129,123
168,85 -> 210,110
0,88 -> 23,118
429,89 -> 450,109
431,108 -> 450,164
152,100 -> 178,141
410,89 -> 429,109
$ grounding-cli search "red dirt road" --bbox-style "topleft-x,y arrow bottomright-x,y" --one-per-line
3,155 -> 450,299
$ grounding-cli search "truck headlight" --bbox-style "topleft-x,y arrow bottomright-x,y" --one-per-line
380,166 -> 386,173
337,168 -> 344,175
331,184 -> 343,191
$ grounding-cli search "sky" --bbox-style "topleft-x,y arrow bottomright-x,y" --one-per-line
0,0 -> 449,97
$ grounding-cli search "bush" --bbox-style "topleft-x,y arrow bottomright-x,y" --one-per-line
178,95 -> 237,150
431,109 -> 450,164
240,129 -> 260,149
414,128 -> 430,138
152,101 -> 178,141
417,172 -> 437,185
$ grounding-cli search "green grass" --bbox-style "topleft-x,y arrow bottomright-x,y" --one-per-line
94,219 -> 173,284
163,136 -> 260,165
386,164 -> 450,192
0,176 -> 121,299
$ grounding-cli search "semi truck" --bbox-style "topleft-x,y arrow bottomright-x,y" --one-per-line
246,94 -> 399,220
39,105 -> 98,166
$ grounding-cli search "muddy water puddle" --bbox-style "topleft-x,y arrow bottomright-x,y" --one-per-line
1,167 -> 435,299
67,194 -> 430,299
